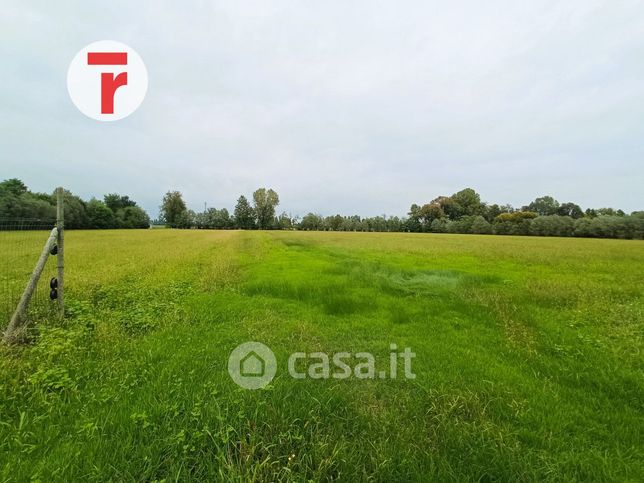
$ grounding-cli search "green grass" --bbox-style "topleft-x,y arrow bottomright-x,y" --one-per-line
1,230 -> 642,481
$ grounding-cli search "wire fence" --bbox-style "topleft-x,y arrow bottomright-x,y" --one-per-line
1,218 -> 59,333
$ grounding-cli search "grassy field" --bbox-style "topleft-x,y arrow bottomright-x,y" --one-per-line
0,230 -> 642,481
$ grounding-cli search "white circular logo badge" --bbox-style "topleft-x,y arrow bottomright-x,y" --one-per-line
67,40 -> 147,121
227,342 -> 277,390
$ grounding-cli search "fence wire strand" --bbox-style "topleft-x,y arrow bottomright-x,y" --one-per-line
1,218 -> 58,331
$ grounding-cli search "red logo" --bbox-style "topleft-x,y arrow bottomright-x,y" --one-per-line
87,52 -> 128,114
67,41 -> 147,121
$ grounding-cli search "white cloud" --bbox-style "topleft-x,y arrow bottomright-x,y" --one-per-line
1,0 -> 643,216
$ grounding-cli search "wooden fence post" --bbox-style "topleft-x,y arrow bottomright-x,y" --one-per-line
3,227 -> 58,344
56,187 -> 65,318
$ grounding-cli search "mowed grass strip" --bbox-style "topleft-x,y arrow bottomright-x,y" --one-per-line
0,230 -> 642,481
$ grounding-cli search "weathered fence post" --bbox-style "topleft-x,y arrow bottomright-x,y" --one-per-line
56,187 -> 65,318
3,227 -> 58,344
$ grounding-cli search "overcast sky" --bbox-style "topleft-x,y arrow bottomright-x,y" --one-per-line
2,0 -> 643,217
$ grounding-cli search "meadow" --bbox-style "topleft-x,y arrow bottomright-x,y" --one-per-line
0,229 -> 642,481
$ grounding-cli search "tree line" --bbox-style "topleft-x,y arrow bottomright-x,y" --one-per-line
161,187 -> 644,240
0,178 -> 150,229
3,178 -> 641,239
159,188 -> 284,230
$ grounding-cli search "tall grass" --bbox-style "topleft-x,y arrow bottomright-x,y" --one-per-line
1,230 -> 642,481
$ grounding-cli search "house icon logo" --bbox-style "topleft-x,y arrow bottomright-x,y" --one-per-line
240,351 -> 265,377
228,342 -> 277,389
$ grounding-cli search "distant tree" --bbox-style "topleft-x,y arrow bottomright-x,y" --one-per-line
163,209 -> 192,229
116,206 -> 150,228
594,216 -> 628,238
627,212 -> 644,239
386,216 -> 403,232
446,215 -> 480,234
202,208 -> 231,229
0,178 -> 28,197
482,203 -> 512,222
574,216 -> 627,238
57,190 -> 89,229
555,216 -> 575,237
86,199 -> 115,228
326,214 -> 344,231
495,211 -> 538,223
557,202 -> 583,219
219,208 -> 233,229
300,213 -> 323,231
430,218 -> 448,233
451,188 -> 483,217
194,211 -> 207,229
275,212 -> 295,230
573,218 -> 595,237
494,211 -> 537,235
161,191 -> 188,228
526,196 -> 560,216
253,188 -> 279,229
341,215 -> 362,231
234,195 -> 255,229
366,216 -> 387,232
419,203 -> 445,225
431,196 -> 462,220
596,207 -> 626,217
0,179 -> 150,230
2,197 -> 51,220
530,215 -> 574,237
470,216 -> 493,234
406,204 -> 422,232
104,193 -> 137,212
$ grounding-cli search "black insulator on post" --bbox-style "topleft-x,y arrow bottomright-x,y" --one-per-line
50,288 -> 58,300
50,277 -> 58,289
50,245 -> 58,256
